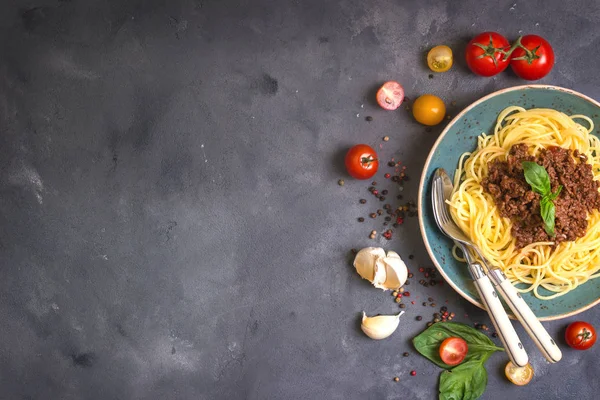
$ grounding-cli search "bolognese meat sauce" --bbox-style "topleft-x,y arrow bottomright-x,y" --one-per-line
482,144 -> 600,248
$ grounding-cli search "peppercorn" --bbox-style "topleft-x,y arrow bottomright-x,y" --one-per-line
369,233 -> 376,239
384,216 -> 391,222
447,316 -> 453,321
372,181 -> 377,186
416,316 -> 422,321
369,213 -> 377,219
403,352 -> 409,357
393,377 -> 399,382
408,273 -> 413,278
430,303 -> 436,307
405,281 -> 410,285
359,199 -> 367,204
384,204 -> 391,210
392,291 -> 398,297
388,161 -> 396,167
408,254 -> 414,259
428,297 -> 434,302
410,371 -> 417,376
450,312 -> 455,318
433,313 -> 440,319
372,189 -> 379,195
427,322 -> 433,327
399,287 -> 405,293
366,116 -> 373,122
481,324 -> 489,331
381,190 -> 388,195
379,196 -> 386,201
422,302 -> 427,306
371,230 -> 376,235
395,297 -> 401,303
404,291 -> 410,297
377,209 -> 383,215
383,136 -> 389,141
399,303 -> 406,308
397,194 -> 403,200
338,179 -> 344,186
358,217 -> 364,222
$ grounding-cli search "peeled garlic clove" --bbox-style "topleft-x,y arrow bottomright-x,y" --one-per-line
361,311 -> 405,340
381,252 -> 408,290
354,247 -> 386,282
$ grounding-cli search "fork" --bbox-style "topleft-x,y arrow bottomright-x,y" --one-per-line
432,168 -> 529,367
432,168 -> 562,364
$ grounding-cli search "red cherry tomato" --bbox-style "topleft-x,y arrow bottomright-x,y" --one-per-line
565,321 -> 596,350
439,337 -> 468,366
509,35 -> 554,80
465,32 -> 511,77
376,81 -> 404,110
344,144 -> 379,180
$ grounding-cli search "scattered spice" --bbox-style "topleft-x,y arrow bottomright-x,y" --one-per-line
370,213 -> 377,219
428,297 -> 434,302
404,291 -> 410,297
409,254 -> 414,260
403,352 -> 410,357
393,377 -> 399,382
399,287 -> 405,293
416,316 -> 422,321
430,303 -> 436,307
359,199 -> 367,204
428,74 -> 434,79
399,303 -> 406,308
365,116 -> 373,122
395,297 -> 402,303
408,273 -> 414,278
410,370 -> 417,376
383,136 -> 389,142
338,179 -> 344,186
358,217 -> 364,222
422,302 -> 428,306
392,291 -> 398,297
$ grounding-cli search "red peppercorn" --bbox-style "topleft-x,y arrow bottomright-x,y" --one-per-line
404,291 -> 410,297
410,371 -> 416,376
424,272 -> 429,278
384,173 -> 391,178
372,190 -> 379,195
419,267 -> 424,273
396,293 -> 402,298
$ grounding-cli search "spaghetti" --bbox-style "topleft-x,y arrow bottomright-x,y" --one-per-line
449,107 -> 600,299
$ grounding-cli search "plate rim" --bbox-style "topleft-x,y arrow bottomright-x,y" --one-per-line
417,84 -> 600,321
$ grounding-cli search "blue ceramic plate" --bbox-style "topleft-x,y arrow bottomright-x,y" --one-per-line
418,85 -> 600,320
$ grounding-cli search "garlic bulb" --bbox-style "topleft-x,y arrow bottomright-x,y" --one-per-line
353,247 -> 408,290
361,311 -> 404,340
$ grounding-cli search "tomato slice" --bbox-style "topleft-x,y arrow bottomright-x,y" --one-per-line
505,361 -> 534,386
427,45 -> 453,73
439,337 -> 468,366
376,81 -> 404,110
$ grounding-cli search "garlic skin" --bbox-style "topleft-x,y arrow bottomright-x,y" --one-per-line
353,247 -> 408,290
361,311 -> 405,340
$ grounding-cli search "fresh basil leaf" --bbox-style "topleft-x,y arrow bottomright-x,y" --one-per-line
548,185 -> 562,201
439,360 -> 488,400
540,196 -> 556,236
413,322 -> 504,369
522,161 -> 551,195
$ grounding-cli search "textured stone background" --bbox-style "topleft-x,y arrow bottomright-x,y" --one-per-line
1,0 -> 599,399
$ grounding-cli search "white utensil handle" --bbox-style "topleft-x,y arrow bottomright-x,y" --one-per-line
469,263 -> 529,368
489,269 -> 562,363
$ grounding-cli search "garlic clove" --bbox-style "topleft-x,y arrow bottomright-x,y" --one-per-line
361,311 -> 405,340
381,253 -> 408,290
354,247 -> 386,282
371,258 -> 388,289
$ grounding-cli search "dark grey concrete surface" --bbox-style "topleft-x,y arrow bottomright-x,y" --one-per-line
1,0 -> 599,399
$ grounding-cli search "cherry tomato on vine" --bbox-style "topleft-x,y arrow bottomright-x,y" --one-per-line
465,32 -> 511,77
427,45 -> 453,73
439,337 -> 468,366
376,81 -> 404,110
412,94 -> 446,126
505,361 -> 534,386
565,321 -> 596,350
344,144 -> 379,180
509,35 -> 554,80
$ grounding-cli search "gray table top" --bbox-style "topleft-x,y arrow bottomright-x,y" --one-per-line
1,0 -> 599,399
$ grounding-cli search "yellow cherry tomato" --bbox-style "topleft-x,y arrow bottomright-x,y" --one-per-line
427,45 -> 453,73
505,361 -> 534,386
412,94 -> 446,126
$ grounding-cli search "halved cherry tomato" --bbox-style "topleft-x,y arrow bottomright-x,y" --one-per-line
427,45 -> 453,73
439,337 -> 468,366
412,94 -> 446,126
565,321 -> 596,350
509,35 -> 554,81
376,81 -> 404,110
465,32 -> 511,77
344,144 -> 379,180
505,361 -> 534,386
